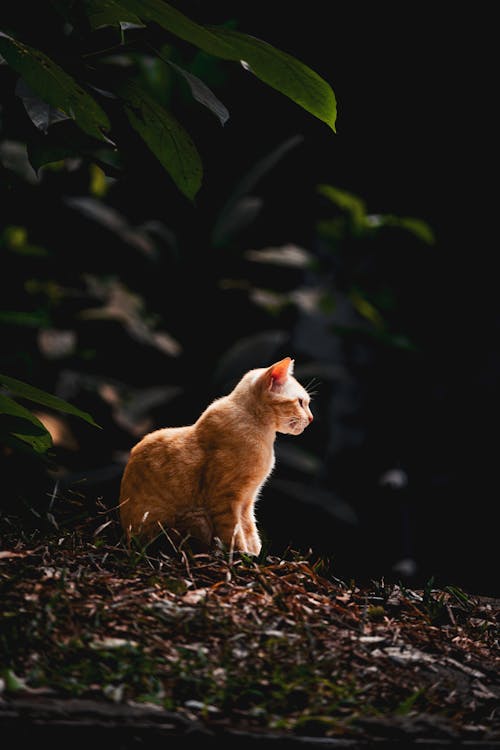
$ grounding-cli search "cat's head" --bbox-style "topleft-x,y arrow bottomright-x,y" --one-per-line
243,357 -> 314,435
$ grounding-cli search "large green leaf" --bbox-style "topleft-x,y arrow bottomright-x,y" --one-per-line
83,0 -> 144,30
118,0 -> 235,55
118,81 -> 202,200
0,393 -> 53,454
0,373 -> 100,427
0,33 -> 112,142
208,28 -> 337,132
118,0 -> 336,130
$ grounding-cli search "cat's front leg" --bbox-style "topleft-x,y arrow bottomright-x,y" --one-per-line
240,505 -> 262,556
212,512 -> 246,552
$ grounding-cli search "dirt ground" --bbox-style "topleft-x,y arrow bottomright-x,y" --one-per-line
1,521 -> 499,748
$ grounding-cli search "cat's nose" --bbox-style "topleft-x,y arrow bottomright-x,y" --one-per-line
308,414 -> 313,423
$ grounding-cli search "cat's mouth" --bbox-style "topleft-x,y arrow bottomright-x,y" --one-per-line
287,419 -> 307,435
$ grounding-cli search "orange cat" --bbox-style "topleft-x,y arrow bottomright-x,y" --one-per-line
119,357 -> 313,554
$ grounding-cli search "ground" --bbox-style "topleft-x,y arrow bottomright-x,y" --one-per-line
0,508 -> 499,748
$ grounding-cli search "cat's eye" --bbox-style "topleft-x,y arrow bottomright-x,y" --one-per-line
298,398 -> 304,408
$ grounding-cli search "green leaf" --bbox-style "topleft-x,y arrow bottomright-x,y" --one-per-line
350,290 -> 384,329
317,184 -> 366,227
117,81 -> 202,200
318,185 -> 435,244
0,393 -> 53,454
167,61 -> 229,125
444,585 -> 473,609
15,78 -> 70,134
1,669 -> 29,693
208,28 -> 337,132
0,310 -> 50,326
26,126 -> 114,174
0,33 -> 112,143
367,214 -> 435,244
396,688 -> 426,716
118,0 -> 236,55
118,0 -> 336,130
27,141 -> 80,173
83,0 -> 145,30
0,373 -> 100,428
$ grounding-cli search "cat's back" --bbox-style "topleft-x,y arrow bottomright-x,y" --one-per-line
131,425 -> 190,452
126,424 -> 196,468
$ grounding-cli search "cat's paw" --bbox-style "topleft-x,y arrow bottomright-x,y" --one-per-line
245,539 -> 262,557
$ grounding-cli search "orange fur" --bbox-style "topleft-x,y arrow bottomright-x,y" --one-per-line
119,357 -> 313,554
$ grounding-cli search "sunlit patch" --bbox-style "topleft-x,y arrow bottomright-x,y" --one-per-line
240,60 -> 251,71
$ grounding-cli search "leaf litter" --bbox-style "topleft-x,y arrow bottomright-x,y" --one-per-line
0,513 -> 498,743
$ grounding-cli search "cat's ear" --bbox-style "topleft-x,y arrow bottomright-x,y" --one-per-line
260,357 -> 294,393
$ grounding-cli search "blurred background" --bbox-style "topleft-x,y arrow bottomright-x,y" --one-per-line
1,3 -> 496,593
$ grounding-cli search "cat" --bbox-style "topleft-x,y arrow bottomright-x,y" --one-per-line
119,357 -> 313,555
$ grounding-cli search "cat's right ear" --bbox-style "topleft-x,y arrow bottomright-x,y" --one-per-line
258,357 -> 294,393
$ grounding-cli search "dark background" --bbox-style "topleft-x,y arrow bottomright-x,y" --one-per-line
192,3 -> 496,593
219,5 -> 497,590
1,4 -> 497,594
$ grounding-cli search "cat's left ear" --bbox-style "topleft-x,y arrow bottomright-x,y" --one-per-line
260,356 -> 294,392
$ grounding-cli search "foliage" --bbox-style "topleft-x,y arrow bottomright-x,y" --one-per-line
0,0 -> 337,463
1,3 -> 440,587
0,0 -> 336,199
0,372 -> 99,457
0,120 -> 434,573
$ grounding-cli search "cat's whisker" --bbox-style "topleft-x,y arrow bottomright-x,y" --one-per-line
304,377 -> 321,395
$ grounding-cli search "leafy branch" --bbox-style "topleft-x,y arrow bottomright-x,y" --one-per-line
0,0 -> 337,200
0,374 -> 100,458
